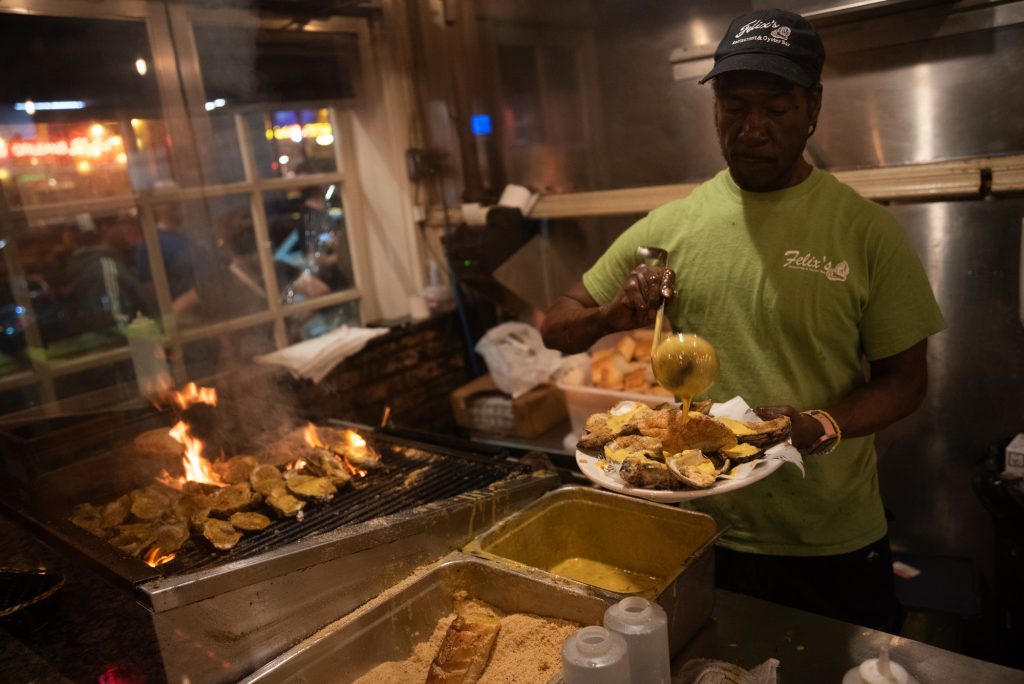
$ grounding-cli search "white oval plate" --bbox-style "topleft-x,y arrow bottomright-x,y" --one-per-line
575,449 -> 785,503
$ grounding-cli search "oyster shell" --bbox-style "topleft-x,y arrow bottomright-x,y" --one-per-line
110,523 -> 160,557
578,402 -> 650,450
203,519 -> 242,551
303,450 -> 352,486
70,503 -> 105,537
618,455 -> 681,489
717,415 -> 791,448
718,442 -> 763,464
266,490 -> 306,518
665,450 -> 718,489
208,483 -> 254,516
151,522 -> 190,555
250,464 -> 285,496
130,486 -> 174,521
286,475 -> 337,502
215,455 -> 258,485
603,435 -> 663,463
229,512 -> 271,531
101,495 -> 132,529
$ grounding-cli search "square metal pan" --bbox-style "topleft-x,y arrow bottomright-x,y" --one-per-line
462,485 -> 720,655
240,554 -> 609,683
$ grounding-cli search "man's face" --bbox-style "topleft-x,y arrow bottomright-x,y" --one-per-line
713,71 -> 821,192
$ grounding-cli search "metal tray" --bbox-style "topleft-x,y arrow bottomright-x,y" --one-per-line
240,554 -> 609,683
463,485 -> 719,655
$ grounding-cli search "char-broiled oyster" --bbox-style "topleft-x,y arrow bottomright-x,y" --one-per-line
250,464 -> 285,495
174,491 -> 210,519
215,455 -> 258,485
208,483 -> 254,516
110,522 -> 160,557
603,435 -> 663,463
716,416 -> 791,448
266,490 -> 306,518
130,486 -> 174,521
665,450 -> 718,489
150,521 -> 190,555
70,503 -> 105,537
285,475 -> 336,502
718,442 -> 764,464
203,519 -> 242,551
618,455 -> 681,490
318,427 -> 381,469
302,450 -> 352,486
173,492 -> 211,532
229,512 -> 271,531
578,402 -> 652,450
648,411 -> 737,454
101,495 -> 132,529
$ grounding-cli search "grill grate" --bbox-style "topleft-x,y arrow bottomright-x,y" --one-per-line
159,435 -> 527,575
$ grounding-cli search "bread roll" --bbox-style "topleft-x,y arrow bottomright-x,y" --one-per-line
425,608 -> 501,683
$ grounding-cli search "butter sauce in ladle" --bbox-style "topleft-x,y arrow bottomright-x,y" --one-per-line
634,246 -> 719,414
650,332 -> 718,415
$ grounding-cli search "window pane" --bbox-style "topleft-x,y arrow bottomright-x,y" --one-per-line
264,185 -> 355,304
286,300 -> 359,343
14,209 -> 153,362
246,109 -> 337,179
0,13 -> 177,202
147,196 -> 268,330
195,113 -> 246,185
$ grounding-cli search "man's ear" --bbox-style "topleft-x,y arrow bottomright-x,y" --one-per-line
808,83 -> 823,128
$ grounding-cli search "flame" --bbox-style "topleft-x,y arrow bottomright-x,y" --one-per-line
172,382 -> 218,410
143,546 -> 176,567
344,429 -> 366,450
341,429 -> 372,478
304,422 -> 325,448
168,420 -> 225,487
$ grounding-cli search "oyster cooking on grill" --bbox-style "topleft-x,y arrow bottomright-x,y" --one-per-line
203,519 -> 243,551
285,474 -> 337,502
69,422 -> 381,561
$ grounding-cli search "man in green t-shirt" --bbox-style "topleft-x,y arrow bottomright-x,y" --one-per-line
541,8 -> 946,632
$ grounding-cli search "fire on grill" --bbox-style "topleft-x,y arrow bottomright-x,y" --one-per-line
68,383 -> 382,566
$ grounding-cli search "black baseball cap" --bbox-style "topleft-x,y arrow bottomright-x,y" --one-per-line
699,9 -> 825,88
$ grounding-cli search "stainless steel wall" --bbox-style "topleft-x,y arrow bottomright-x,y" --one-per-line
477,0 -> 1024,582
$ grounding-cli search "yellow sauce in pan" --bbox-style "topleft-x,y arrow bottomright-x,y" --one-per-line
548,557 -> 660,593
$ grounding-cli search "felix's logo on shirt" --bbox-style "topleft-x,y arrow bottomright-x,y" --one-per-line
783,250 -> 849,282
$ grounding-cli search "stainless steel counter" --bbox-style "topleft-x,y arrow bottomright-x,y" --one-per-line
680,589 -> 1024,683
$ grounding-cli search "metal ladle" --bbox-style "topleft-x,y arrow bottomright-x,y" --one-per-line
634,246 -> 671,353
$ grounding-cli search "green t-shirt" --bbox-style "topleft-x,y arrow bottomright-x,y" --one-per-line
582,167 -> 947,556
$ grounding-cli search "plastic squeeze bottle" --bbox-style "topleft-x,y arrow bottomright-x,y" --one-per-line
562,626 -> 631,684
842,644 -> 914,684
603,596 -> 671,684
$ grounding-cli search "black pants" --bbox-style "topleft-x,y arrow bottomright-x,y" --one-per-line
715,536 -> 904,633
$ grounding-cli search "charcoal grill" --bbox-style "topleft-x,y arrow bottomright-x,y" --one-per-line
0,414 -> 559,684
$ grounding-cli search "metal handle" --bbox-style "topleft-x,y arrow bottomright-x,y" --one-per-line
635,245 -> 668,268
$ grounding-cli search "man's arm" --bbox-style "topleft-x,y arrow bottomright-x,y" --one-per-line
758,339 -> 929,451
540,267 -> 674,353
